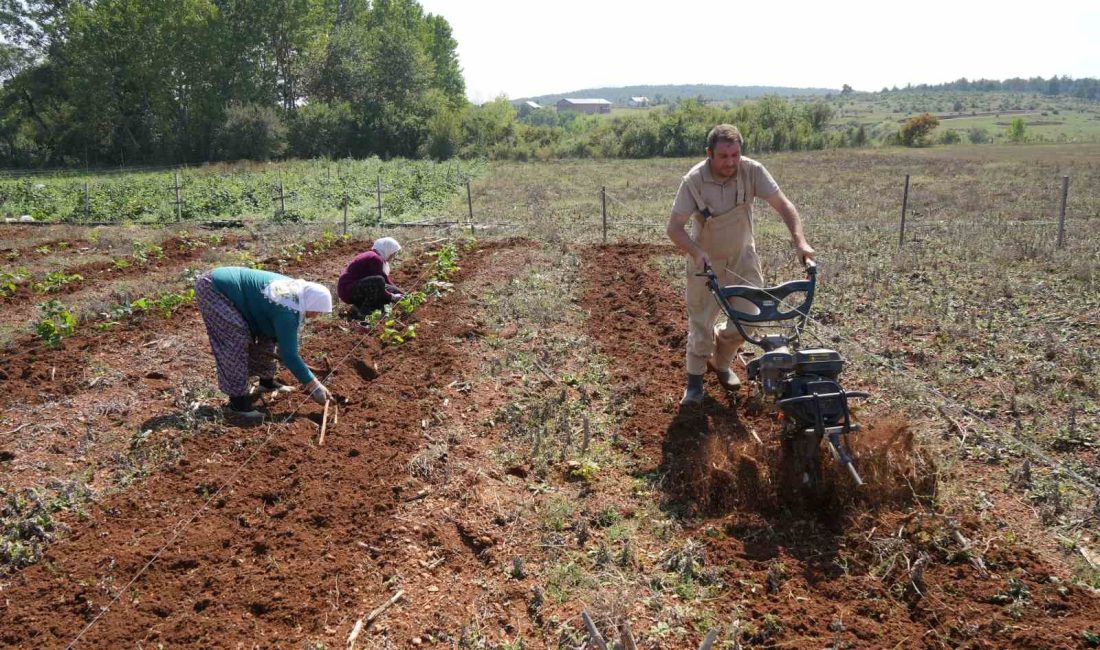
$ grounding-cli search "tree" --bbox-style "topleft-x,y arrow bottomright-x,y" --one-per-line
217,103 -> 287,161
841,84 -> 853,95
850,124 -> 867,147
803,101 -> 833,131
898,113 -> 938,147
1007,117 -> 1026,142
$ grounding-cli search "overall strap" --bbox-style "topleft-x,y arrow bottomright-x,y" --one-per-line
683,172 -> 712,219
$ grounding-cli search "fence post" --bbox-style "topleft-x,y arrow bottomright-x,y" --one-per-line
466,179 -> 474,236
376,175 -> 383,224
84,182 -> 90,220
602,186 -> 611,245
173,172 -> 182,222
1056,175 -> 1069,249
343,190 -> 349,236
898,174 -> 910,250
278,178 -> 286,215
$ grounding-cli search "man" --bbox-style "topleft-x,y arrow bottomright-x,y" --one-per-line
666,124 -> 815,406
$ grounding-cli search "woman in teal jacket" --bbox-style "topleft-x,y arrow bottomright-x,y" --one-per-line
195,266 -> 334,422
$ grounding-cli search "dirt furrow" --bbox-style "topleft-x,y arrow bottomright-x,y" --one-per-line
578,242 -> 1100,648
0,240 -> 522,647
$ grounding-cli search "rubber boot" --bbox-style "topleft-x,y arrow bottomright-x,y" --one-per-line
680,373 -> 705,406
259,377 -> 293,393
707,359 -> 742,391
227,395 -> 264,423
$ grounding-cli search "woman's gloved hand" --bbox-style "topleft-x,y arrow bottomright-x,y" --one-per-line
305,378 -> 332,405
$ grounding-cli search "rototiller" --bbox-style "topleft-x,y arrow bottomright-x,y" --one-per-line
699,260 -> 867,488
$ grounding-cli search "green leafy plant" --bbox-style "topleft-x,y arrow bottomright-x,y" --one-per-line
35,299 -> 77,346
567,459 -> 600,482
312,229 -> 347,253
232,250 -> 264,269
429,242 -> 460,280
0,267 -> 29,296
153,289 -> 195,317
127,289 -> 194,318
277,242 -> 306,264
33,270 -> 83,293
132,242 -> 164,264
380,319 -> 417,345
392,291 -> 427,316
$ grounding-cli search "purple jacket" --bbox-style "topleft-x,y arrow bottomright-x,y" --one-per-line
337,250 -> 395,304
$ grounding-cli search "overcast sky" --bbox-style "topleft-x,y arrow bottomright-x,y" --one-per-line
415,0 -> 1099,103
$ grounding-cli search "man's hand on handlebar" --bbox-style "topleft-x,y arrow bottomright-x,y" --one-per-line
793,239 -> 816,266
692,249 -> 711,272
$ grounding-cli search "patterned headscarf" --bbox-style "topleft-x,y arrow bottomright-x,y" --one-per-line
262,278 -> 333,329
372,237 -> 401,275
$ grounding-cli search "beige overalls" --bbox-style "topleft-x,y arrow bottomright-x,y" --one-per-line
682,169 -> 765,376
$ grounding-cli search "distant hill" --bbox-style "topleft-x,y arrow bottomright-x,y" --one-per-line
522,84 -> 839,106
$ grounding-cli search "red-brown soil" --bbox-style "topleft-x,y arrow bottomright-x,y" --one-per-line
577,242 -> 1099,648
0,236 -> 1097,649
0,239 -> 534,647
0,236 -> 219,301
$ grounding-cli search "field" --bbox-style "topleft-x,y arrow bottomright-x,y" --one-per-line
1,144 -> 1098,648
668,90 -> 1100,145
0,158 -> 480,226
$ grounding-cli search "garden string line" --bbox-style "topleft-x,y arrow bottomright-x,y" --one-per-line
716,261 -> 1100,498
65,254 -> 445,649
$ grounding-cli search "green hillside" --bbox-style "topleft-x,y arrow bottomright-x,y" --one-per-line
524,84 -> 839,106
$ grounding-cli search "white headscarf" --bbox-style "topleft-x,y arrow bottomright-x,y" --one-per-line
372,237 -> 401,276
263,278 -> 333,329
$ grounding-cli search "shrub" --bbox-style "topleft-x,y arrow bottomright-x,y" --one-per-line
217,103 -> 287,162
968,127 -> 991,144
898,113 -> 939,147
287,101 -> 356,159
938,129 -> 962,145
1008,117 -> 1027,142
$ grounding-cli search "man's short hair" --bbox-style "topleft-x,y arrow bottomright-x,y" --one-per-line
707,124 -> 743,151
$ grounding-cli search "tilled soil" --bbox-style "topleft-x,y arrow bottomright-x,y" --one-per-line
1,239 -> 532,647
1,237 -> 1097,649
578,242 -> 1100,649
0,233 -> 292,342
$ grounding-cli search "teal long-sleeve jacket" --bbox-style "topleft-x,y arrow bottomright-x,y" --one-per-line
210,267 -> 315,384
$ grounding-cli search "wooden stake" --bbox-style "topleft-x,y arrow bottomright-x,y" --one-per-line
346,618 -> 364,650
619,619 -> 638,650
319,400 -> 331,445
333,403 -> 339,426
699,629 -> 719,650
1056,175 -> 1069,249
365,589 -> 404,624
601,186 -> 607,244
898,174 -> 910,250
937,405 -> 967,445
581,610 -> 608,650
749,427 -> 764,445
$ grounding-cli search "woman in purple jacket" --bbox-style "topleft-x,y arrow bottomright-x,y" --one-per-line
337,237 -> 404,318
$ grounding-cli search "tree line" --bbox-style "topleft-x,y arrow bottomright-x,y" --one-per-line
0,0 -> 465,167
1,1 -> 1096,168
885,76 -> 1099,100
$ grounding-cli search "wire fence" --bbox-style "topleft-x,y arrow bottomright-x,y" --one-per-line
2,166 -> 1093,255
